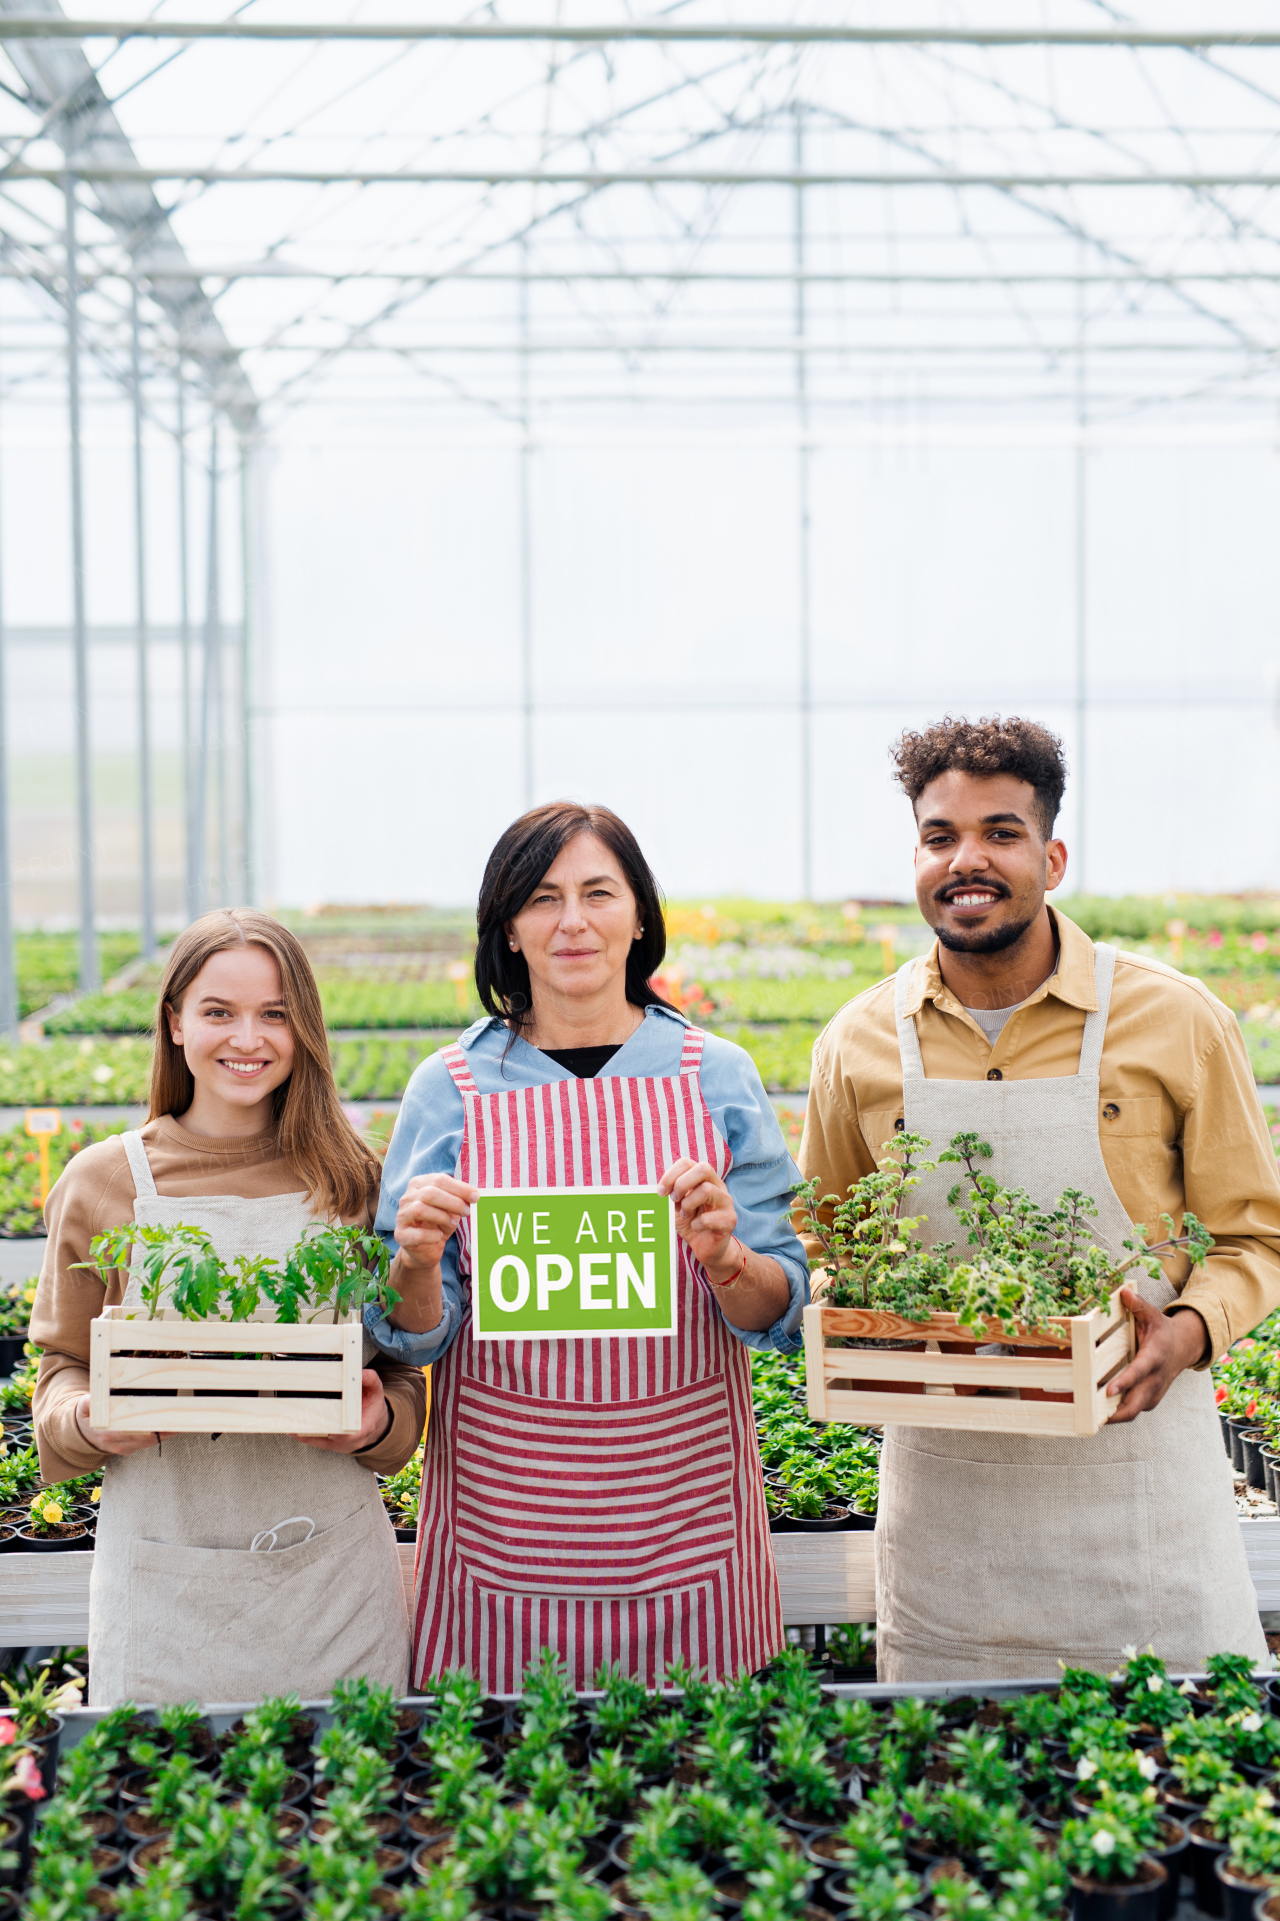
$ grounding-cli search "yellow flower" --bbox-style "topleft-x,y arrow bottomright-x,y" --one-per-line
41,1503 -> 62,1526
21,1284 -> 36,1305
90,1487 -> 101,1504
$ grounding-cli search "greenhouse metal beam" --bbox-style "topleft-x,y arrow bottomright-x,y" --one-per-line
2,20 -> 1280,46
17,166 -> 1280,187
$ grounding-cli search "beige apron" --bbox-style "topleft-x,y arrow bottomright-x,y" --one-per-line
875,942 -> 1265,1682
87,1131 -> 409,1706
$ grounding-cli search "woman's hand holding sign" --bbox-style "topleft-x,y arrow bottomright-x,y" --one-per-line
658,1158 -> 792,1334
391,1172 -> 478,1334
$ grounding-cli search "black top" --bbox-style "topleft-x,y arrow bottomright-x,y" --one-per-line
539,1044 -> 623,1079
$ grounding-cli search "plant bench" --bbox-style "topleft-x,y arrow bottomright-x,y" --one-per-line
802,1287 -> 1134,1437
88,1308 -> 364,1436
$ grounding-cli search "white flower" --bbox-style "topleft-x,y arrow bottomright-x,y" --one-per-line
1240,1713 -> 1264,1733
1121,1645 -> 1138,1661
92,1066 -> 112,1085
1179,1679 -> 1199,1696
1137,1754 -> 1159,1781
1076,1757 -> 1099,1781
1147,1676 -> 1164,1694
1092,1831 -> 1117,1857
47,1681 -> 82,1714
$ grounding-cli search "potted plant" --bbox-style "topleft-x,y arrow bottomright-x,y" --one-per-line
1057,1804 -> 1167,1921
17,1493 -> 88,1554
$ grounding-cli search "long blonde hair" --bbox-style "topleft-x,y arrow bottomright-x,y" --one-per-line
149,908 -> 381,1221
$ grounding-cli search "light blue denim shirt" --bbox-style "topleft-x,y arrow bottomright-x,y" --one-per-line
364,1002 -> 810,1366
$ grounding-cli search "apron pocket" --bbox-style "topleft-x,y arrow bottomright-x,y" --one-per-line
125,1500 -> 407,1703
880,1436 -> 1159,1661
454,1373 -> 738,1598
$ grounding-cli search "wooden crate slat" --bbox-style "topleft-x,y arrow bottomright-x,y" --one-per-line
822,1347 -> 1073,1389
90,1312 -> 364,1434
813,1305 -> 1072,1347
97,1309 -> 356,1353
99,1396 -> 355,1435
813,1383 -> 1083,1434
109,1357 -> 346,1394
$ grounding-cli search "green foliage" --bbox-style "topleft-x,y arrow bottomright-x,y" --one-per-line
80,1220 -> 399,1323
1057,1807 -> 1147,1885
793,1130 -> 953,1316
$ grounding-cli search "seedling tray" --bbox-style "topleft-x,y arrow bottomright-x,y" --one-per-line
802,1287 -> 1134,1437
88,1306 -> 364,1435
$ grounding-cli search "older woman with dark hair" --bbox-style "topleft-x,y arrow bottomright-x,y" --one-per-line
366,802 -> 808,1688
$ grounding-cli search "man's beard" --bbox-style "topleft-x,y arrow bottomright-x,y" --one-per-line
933,910 -> 1036,955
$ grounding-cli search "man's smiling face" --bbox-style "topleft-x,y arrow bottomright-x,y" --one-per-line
912,769 -> 1067,955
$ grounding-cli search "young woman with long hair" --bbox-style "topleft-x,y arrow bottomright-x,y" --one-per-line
366,803 -> 809,1689
31,909 -> 426,1704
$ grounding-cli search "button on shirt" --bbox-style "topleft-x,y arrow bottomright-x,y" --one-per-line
366,1002 -> 811,1366
798,907 -> 1280,1364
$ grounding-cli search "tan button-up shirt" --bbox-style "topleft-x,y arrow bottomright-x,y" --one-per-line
798,906 -> 1280,1364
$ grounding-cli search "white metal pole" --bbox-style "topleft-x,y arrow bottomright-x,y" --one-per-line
238,440 -> 252,903
795,103 -> 813,904
194,413 -> 217,915
177,363 -> 196,923
64,164 -> 98,992
131,278 -> 155,956
520,248 -> 534,811
1075,248 -> 1088,894
0,307 -> 17,1043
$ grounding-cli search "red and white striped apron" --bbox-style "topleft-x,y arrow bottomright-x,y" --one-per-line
411,1025 -> 784,1691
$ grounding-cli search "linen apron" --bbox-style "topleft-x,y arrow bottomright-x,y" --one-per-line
875,943 -> 1265,1683
88,1131 -> 409,1706
411,1026 -> 784,1691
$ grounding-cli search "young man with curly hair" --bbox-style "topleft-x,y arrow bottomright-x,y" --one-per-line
799,714 -> 1280,1679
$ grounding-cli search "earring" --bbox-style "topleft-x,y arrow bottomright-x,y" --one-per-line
509,941 -> 518,951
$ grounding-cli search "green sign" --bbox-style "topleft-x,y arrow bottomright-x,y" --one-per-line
469,1187 -> 677,1340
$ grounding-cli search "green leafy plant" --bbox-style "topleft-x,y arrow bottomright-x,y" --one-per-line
79,1221 -> 400,1323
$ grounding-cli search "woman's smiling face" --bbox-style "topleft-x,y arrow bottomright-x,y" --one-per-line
168,944 -> 296,1116
508,831 -> 643,1008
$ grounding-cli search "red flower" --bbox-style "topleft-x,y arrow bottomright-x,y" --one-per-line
1247,1400 -> 1258,1418
12,1753 -> 43,1800
1216,1386 -> 1229,1405
0,1721 -> 16,1748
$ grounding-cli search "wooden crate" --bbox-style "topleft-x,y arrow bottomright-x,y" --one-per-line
802,1288 -> 1134,1437
89,1307 -> 364,1436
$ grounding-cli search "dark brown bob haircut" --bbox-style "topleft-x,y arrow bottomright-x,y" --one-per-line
151,908 -> 381,1221
475,802 -> 669,1034
891,714 -> 1068,840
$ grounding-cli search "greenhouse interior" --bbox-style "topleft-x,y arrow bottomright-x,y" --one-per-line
2,4 -> 1280,1919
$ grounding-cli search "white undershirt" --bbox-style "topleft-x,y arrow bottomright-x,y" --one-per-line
961,959 -> 1060,1045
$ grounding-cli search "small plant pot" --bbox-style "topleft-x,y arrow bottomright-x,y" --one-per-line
409,1823 -> 456,1869
1252,1893 -> 1280,1921
312,1809 -> 402,1846
1227,1418 -> 1252,1473
1150,1817 -> 1189,1920
123,1809 -> 173,1846
1221,1412 -> 1235,1457
128,1836 -> 174,1878
1215,1859 -> 1278,1921
90,1844 -> 127,1886
1262,1451 -> 1280,1508
1241,1429 -> 1271,1491
16,1523 -> 90,1551
803,1830 -> 848,1870
1069,1859 -> 1166,1921
785,1508 -> 854,1533
1188,1820 -> 1230,1915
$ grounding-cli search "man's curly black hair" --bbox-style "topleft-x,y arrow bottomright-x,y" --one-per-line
891,714 -> 1068,840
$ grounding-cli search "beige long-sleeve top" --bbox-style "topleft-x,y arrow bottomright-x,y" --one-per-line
798,906 -> 1280,1365
31,1115 -> 426,1483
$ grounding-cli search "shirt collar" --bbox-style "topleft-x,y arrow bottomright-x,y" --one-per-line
457,1000 -> 689,1051
904,904 -> 1098,1020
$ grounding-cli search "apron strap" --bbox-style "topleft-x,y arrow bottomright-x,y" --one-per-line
440,1042 -> 481,1097
894,958 -> 926,1082
1078,942 -> 1117,1078
121,1129 -> 158,1201
679,1024 -> 705,1076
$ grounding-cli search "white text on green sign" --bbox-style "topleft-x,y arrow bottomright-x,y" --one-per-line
469,1187 -> 677,1339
